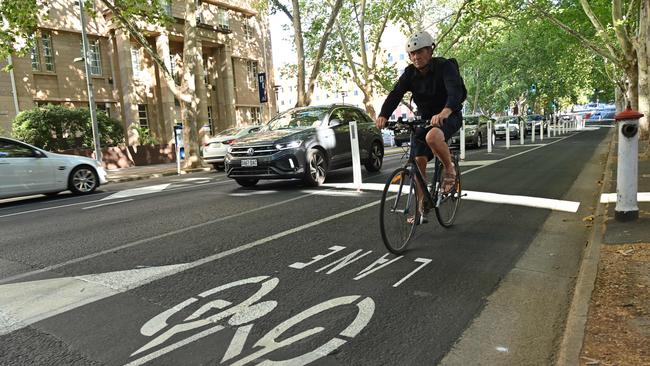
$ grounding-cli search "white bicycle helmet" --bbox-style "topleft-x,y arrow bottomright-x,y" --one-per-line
405,31 -> 435,52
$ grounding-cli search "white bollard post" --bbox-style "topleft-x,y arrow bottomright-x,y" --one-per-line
531,121 -> 536,143
614,108 -> 643,221
520,120 -> 525,145
349,121 -> 362,190
460,119 -> 466,160
505,121 -> 510,149
540,119 -> 544,141
553,116 -> 557,137
548,117 -> 551,138
487,119 -> 493,153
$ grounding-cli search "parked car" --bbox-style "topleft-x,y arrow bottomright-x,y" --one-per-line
494,116 -> 522,139
0,137 -> 107,199
224,105 -> 384,187
449,115 -> 496,149
201,125 -> 261,170
393,124 -> 411,147
585,110 -> 616,125
526,114 -> 546,134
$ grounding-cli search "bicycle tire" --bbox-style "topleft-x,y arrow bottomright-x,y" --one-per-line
380,167 -> 419,254
434,155 -> 461,227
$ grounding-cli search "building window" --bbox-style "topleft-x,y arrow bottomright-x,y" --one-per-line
248,107 -> 260,124
203,55 -> 209,84
217,7 -> 230,30
243,16 -> 253,40
160,0 -> 172,15
246,60 -> 258,89
30,45 -> 41,71
89,40 -> 102,75
41,33 -> 54,71
399,53 -> 405,61
131,47 -> 143,77
30,32 -> 56,72
170,54 -> 181,84
387,53 -> 393,62
207,106 -> 214,134
138,104 -> 149,128
195,0 -> 204,24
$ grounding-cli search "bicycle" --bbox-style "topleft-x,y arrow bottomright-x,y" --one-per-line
379,118 -> 462,254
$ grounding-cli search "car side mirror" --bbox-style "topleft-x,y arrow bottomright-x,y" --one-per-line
329,119 -> 341,127
34,150 -> 46,158
250,128 -> 260,133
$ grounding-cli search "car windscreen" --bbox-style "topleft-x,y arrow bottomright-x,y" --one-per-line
528,115 -> 543,121
464,117 -> 479,126
217,127 -> 244,136
496,117 -> 517,124
263,108 -> 329,131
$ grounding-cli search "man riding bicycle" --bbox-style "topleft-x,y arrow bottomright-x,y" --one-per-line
375,30 -> 464,223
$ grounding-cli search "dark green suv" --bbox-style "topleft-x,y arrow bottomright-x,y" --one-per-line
225,105 -> 384,187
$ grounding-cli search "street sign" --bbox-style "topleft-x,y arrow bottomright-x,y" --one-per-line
258,72 -> 268,103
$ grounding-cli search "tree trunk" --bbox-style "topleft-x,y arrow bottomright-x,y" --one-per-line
472,69 -> 480,114
362,87 -> 376,119
181,0 -> 201,169
636,0 -> 649,139
291,0 -> 308,107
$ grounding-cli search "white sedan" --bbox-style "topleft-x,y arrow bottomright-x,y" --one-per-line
201,125 -> 261,170
0,137 -> 107,199
494,116 -> 522,139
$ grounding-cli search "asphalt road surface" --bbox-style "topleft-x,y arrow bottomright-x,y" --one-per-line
0,128 -> 611,366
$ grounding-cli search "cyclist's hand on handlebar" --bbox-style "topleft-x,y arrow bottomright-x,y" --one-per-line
430,108 -> 453,128
376,116 -> 388,129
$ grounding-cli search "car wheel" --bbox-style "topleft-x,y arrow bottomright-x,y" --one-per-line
364,141 -> 383,172
303,148 -> 328,187
68,165 -> 99,195
235,178 -> 259,187
475,134 -> 482,149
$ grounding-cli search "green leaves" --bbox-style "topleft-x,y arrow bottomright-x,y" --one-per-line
12,105 -> 124,151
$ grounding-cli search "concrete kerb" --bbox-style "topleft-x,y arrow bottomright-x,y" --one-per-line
556,128 -> 616,365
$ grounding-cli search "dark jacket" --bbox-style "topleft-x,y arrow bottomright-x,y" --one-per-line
379,57 -> 464,120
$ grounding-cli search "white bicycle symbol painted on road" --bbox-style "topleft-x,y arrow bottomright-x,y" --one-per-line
125,276 -> 375,366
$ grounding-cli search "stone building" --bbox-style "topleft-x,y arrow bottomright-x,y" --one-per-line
0,0 -> 276,145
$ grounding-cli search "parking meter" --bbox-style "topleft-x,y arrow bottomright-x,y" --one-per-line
614,107 -> 643,221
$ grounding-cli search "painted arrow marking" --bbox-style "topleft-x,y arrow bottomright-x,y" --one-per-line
101,184 -> 171,201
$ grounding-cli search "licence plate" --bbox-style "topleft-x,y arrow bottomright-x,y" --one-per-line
241,159 -> 257,167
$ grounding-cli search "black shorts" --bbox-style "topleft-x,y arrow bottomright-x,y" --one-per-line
411,113 -> 462,160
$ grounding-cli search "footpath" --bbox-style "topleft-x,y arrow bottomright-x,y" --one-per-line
104,138 -> 649,365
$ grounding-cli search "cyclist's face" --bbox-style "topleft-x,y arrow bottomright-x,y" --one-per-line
408,47 -> 433,70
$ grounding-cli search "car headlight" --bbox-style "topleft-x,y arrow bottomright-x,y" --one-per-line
227,146 -> 234,153
466,128 -> 477,136
275,140 -> 302,150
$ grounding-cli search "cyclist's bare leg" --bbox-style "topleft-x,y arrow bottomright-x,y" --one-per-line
425,128 -> 453,169
414,156 -> 428,212
425,128 -> 456,192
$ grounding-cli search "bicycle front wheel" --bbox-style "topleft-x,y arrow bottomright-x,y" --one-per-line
380,167 -> 419,254
434,158 -> 461,227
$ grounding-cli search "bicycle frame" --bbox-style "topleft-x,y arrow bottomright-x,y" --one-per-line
389,120 -> 458,215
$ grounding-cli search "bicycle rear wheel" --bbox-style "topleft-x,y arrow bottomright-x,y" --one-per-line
434,157 -> 461,227
380,167 -> 419,254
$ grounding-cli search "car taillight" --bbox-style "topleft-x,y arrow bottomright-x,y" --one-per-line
223,139 -> 236,145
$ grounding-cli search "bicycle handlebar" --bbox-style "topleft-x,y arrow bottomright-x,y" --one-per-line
385,117 -> 430,130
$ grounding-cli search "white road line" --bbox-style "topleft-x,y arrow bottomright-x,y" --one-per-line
600,192 -> 650,203
464,190 -> 580,212
0,180 -> 230,219
323,183 -> 580,212
82,199 -> 133,210
0,190 -> 331,285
